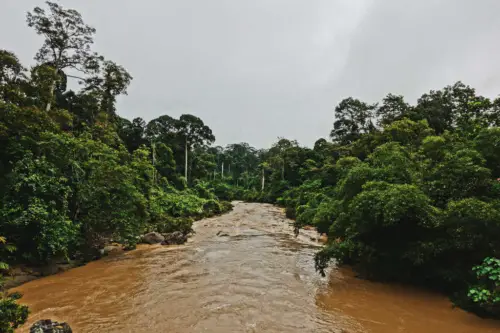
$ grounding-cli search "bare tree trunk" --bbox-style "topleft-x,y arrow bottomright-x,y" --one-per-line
184,138 -> 188,182
281,159 -> 285,181
45,80 -> 56,112
221,162 -> 224,178
261,168 -> 265,191
152,141 -> 156,183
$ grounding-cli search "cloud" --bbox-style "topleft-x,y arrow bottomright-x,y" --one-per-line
1,0 -> 499,147
332,0 -> 500,102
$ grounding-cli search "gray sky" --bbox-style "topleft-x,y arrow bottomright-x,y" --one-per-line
3,0 -> 500,148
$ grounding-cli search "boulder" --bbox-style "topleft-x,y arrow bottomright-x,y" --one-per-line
318,233 -> 328,243
216,230 -> 230,237
30,320 -> 72,333
161,231 -> 187,245
100,245 -> 122,256
141,232 -> 165,244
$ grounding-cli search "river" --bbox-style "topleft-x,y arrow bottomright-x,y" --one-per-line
13,202 -> 500,332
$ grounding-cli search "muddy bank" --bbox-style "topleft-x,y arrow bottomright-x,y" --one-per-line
4,262 -> 81,290
5,228 -> 192,290
13,202 -> 500,333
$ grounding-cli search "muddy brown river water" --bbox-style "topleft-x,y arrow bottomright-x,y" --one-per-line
14,202 -> 500,332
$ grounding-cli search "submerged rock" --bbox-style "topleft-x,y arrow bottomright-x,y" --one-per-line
141,232 -> 165,244
318,233 -> 328,243
161,231 -> 187,245
30,319 -> 72,333
100,245 -> 122,255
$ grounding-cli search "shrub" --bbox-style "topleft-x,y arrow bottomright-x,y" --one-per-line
0,292 -> 29,333
468,257 -> 500,317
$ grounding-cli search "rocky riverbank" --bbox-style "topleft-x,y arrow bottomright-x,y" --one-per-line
4,230 -> 191,290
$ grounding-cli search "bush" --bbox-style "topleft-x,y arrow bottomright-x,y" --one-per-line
467,257 -> 500,317
203,199 -> 222,215
219,201 -> 234,214
325,182 -> 439,280
312,199 -> 341,234
153,216 -> 194,235
212,182 -> 235,201
0,293 -> 29,333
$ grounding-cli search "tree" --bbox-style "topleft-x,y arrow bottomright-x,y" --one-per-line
412,82 -> 490,136
330,97 -> 376,144
474,128 -> 500,178
83,61 -> 132,119
0,50 -> 27,105
423,148 -> 491,207
376,93 -> 410,126
207,146 -> 224,179
259,162 -> 270,191
176,114 -> 215,184
27,1 -> 102,111
316,182 -> 438,279
0,153 -> 76,262
117,117 -> 147,153
224,143 -> 258,182
381,118 -> 433,148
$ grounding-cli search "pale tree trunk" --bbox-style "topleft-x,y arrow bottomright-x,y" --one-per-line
152,142 -> 156,183
184,138 -> 188,182
221,162 -> 224,178
281,160 -> 285,181
45,80 -> 56,112
261,168 -> 265,191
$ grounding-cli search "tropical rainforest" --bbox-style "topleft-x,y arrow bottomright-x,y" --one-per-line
1,2 -> 500,331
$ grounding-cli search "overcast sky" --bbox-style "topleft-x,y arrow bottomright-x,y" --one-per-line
3,0 -> 500,148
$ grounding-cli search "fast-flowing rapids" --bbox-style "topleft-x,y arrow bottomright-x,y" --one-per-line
13,203 -> 500,333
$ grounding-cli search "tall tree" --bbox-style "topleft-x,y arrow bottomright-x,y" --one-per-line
376,93 -> 410,126
224,143 -> 258,181
330,97 -> 376,145
0,50 -> 27,105
117,117 -> 147,153
27,1 -> 102,111
176,114 -> 215,183
83,61 -> 132,119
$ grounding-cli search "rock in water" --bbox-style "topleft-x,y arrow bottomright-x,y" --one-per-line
141,232 -> 165,244
101,245 -> 122,255
30,320 -> 72,333
161,231 -> 188,245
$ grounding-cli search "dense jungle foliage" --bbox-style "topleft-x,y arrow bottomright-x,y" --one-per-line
209,83 -> 500,318
1,2 -> 500,330
0,3 -> 233,330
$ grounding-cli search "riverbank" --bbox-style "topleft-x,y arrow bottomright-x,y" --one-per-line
4,204 -> 234,291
